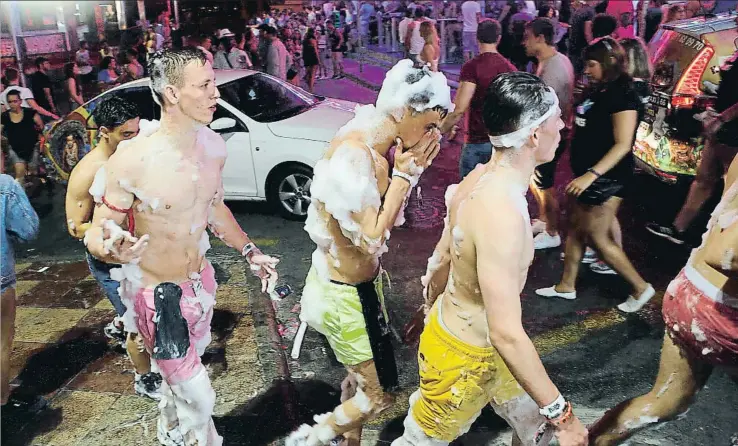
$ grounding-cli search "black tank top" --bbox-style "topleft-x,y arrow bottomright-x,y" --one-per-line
2,109 -> 38,159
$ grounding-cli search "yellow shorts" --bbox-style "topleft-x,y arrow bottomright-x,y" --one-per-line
410,303 -> 525,441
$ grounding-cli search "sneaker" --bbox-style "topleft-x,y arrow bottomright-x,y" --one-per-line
535,285 -> 577,300
134,372 -> 163,400
157,417 -> 184,446
337,74 -> 345,79
533,232 -> 561,250
560,247 -> 598,264
589,260 -> 617,275
104,317 -> 127,346
645,222 -> 685,245
531,219 -> 547,235
617,284 -> 655,313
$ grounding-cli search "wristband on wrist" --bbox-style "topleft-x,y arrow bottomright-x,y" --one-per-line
242,242 -> 257,259
587,168 -> 602,178
539,394 -> 566,419
547,402 -> 573,427
393,171 -> 417,186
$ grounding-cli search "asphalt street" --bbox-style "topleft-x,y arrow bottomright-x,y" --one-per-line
8,77 -> 738,446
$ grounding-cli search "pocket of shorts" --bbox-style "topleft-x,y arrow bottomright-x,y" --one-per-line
449,364 -> 494,409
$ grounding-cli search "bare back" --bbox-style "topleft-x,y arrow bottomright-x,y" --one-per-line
440,164 -> 534,347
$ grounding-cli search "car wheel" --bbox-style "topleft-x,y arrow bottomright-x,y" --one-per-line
269,164 -> 313,221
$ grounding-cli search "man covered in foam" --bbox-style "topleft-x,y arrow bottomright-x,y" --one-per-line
397,72 -> 587,446
85,49 -> 279,446
290,60 -> 451,446
588,139 -> 738,445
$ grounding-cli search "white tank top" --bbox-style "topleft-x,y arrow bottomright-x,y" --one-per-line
410,21 -> 425,54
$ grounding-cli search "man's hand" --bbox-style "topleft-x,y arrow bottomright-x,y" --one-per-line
395,129 -> 442,174
554,415 -> 588,446
248,253 -> 280,293
402,304 -> 427,345
703,113 -> 724,135
101,219 -> 149,264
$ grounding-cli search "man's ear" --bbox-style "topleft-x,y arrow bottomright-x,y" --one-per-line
162,84 -> 179,105
390,107 -> 406,123
528,126 -> 541,149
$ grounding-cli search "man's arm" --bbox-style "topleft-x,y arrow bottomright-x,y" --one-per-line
27,98 -> 58,119
6,179 -> 40,242
474,201 -> 560,407
65,163 -> 96,239
33,112 -> 43,131
440,81 -> 476,134
422,221 -> 452,310
43,86 -> 56,113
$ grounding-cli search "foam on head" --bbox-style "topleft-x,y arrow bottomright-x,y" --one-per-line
148,48 -> 207,107
375,59 -> 453,116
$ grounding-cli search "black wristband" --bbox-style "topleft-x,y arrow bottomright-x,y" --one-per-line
587,168 -> 602,178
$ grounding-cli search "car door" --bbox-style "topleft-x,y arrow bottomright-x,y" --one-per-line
213,100 -> 258,198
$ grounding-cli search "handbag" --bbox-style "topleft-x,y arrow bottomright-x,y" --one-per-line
577,177 -> 624,206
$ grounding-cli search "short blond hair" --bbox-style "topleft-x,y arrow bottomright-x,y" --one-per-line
419,21 -> 436,44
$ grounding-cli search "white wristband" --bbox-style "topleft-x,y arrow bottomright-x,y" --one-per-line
393,171 -> 417,187
539,394 -> 566,419
242,242 -> 256,258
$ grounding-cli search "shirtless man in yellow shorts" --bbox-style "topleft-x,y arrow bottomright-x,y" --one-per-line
287,60 -> 452,446
395,72 -> 588,446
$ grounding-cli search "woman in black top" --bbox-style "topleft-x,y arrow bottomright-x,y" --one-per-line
302,28 -> 320,92
1,89 -> 43,182
536,38 -> 654,313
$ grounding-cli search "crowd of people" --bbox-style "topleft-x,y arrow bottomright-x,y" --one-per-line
1,1 -> 737,445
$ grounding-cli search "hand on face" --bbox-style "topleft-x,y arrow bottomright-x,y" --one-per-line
394,128 -> 441,175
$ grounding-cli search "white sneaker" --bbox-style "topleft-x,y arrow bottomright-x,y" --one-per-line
535,286 -> 577,300
531,219 -> 547,235
617,284 -> 655,313
533,232 -> 561,250
560,247 -> 597,264
589,260 -> 617,275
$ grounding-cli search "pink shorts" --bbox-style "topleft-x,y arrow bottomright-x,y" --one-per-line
134,262 -> 217,384
662,267 -> 738,367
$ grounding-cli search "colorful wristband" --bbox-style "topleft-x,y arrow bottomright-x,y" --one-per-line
539,394 -> 567,419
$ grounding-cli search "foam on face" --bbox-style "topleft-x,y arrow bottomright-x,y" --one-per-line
375,59 -> 453,116
89,166 -> 106,203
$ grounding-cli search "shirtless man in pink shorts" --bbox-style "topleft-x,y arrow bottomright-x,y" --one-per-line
85,48 -> 279,446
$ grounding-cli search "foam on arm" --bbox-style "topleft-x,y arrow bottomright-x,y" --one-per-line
421,185 -> 458,309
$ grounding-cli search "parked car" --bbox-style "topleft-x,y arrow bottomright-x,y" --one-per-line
633,12 -> 738,184
41,70 -> 357,220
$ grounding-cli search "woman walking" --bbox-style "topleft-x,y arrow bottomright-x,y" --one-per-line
536,37 -> 654,312
419,21 -> 440,71
64,62 -> 85,113
302,28 -> 320,92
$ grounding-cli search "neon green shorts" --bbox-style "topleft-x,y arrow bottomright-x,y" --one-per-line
299,267 -> 387,366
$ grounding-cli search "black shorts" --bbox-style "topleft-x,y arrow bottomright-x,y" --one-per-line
330,277 -> 399,393
577,176 -> 627,206
533,128 -> 570,190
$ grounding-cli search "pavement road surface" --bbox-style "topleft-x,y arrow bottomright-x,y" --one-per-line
3,76 -> 737,446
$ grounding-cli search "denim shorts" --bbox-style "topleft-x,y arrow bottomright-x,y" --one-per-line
86,250 -> 126,317
460,142 -> 493,178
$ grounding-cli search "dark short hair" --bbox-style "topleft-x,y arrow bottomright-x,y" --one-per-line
414,8 -> 424,18
35,57 -> 49,68
100,56 -> 115,70
405,9 -> 412,17
126,48 -> 139,58
526,18 -> 555,46
592,13 -> 617,39
64,62 -> 76,79
483,72 -> 554,142
477,19 -> 502,44
92,96 -> 140,130
4,67 -> 19,82
5,88 -> 22,101
583,37 -> 628,83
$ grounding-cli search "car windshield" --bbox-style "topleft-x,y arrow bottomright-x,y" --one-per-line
218,73 -> 317,123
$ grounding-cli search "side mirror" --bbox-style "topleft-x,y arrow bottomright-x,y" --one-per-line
210,117 -> 237,131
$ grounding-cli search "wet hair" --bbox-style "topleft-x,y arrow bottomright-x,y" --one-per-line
402,62 -> 449,118
148,48 -> 207,107
4,67 -> 19,83
583,37 -> 628,83
592,13 -> 617,39
525,18 -> 555,46
420,21 -> 435,44
477,19 -> 501,44
482,72 -> 555,141
620,37 -> 652,80
92,96 -> 140,130
100,56 -> 115,70
64,62 -> 76,79
35,57 -> 49,68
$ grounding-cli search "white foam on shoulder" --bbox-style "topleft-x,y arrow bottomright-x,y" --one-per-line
89,166 -> 106,203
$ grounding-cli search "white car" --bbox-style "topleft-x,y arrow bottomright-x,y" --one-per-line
50,70 -> 357,220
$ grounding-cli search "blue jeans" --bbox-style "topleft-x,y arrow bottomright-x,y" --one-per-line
86,251 -> 126,317
459,142 -> 493,178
